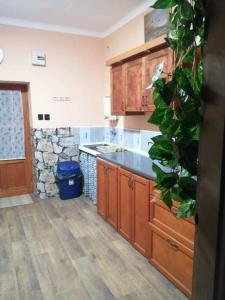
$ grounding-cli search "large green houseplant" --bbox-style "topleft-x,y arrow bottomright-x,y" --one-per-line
148,0 -> 205,218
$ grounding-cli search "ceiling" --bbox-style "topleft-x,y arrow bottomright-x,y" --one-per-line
0,0 -> 152,37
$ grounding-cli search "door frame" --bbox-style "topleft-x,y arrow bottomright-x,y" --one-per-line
192,0 -> 225,298
0,82 -> 33,197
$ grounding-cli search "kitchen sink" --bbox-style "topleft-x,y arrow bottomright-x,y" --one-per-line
84,144 -> 109,150
84,143 -> 125,153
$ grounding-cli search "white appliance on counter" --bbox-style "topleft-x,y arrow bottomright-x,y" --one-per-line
104,96 -> 118,120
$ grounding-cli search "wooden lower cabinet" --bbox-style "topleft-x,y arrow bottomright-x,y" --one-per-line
97,159 -> 118,229
107,163 -> 118,229
97,160 -> 108,218
118,168 -> 151,257
118,169 -> 132,240
149,189 -> 195,299
150,189 -> 195,250
132,173 -> 150,257
149,224 -> 194,299
97,159 -> 195,298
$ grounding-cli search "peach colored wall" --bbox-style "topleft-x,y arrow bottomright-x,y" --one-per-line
0,25 -> 105,128
104,8 -> 158,131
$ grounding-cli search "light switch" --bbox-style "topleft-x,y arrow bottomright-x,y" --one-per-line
44,114 -> 50,120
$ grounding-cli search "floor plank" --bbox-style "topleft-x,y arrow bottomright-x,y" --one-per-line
0,195 -> 187,300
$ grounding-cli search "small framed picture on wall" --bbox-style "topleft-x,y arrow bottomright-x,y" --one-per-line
144,9 -> 169,42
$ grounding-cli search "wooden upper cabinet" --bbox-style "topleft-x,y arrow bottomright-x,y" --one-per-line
111,65 -> 125,115
110,47 -> 173,115
124,58 -> 144,112
143,48 -> 173,111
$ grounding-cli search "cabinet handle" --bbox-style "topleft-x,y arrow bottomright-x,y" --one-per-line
144,96 -> 148,106
104,167 -> 108,175
130,177 -> 134,190
171,206 -> 178,216
128,177 -> 131,188
121,101 -> 124,111
167,239 -> 179,251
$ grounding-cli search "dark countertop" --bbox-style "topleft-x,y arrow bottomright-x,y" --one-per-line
97,151 -> 156,181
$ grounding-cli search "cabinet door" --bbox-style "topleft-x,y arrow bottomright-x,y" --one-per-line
125,58 -> 144,112
132,174 -> 150,257
150,189 -> 195,250
111,65 -> 125,115
97,160 -> 107,218
107,163 -> 118,229
143,48 -> 173,111
149,224 -> 193,299
118,169 -> 132,241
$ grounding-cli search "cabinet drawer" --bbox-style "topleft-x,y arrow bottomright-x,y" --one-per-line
149,224 -> 193,299
150,191 -> 195,250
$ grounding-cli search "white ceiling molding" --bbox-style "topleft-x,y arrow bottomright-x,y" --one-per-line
0,17 -> 104,38
0,0 -> 154,38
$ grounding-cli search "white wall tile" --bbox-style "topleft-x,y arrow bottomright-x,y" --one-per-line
79,127 -> 91,144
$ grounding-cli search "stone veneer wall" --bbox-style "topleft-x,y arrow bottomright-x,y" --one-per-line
32,128 -> 79,199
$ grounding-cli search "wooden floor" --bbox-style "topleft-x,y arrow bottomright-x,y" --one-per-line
0,195 -> 187,300
0,194 -> 33,209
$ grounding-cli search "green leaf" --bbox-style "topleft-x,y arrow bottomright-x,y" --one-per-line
160,118 -> 180,136
178,141 -> 198,175
178,176 -> 197,199
179,0 -> 194,21
151,0 -> 176,9
165,37 -> 177,51
177,200 -> 196,218
149,106 -> 173,126
161,189 -> 173,209
150,136 -> 179,168
152,163 -> 179,189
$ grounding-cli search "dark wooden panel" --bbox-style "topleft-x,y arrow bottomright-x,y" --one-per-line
192,1 -> 225,299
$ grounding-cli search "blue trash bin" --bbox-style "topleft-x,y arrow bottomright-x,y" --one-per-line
56,161 -> 83,200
